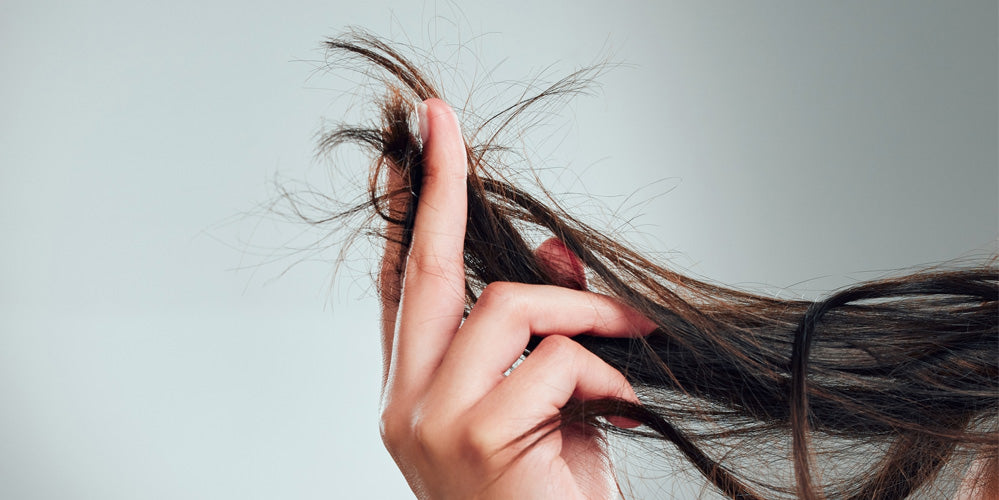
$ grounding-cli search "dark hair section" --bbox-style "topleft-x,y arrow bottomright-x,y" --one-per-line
313,32 -> 997,499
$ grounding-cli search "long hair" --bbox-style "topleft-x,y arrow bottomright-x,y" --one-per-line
312,32 -> 998,499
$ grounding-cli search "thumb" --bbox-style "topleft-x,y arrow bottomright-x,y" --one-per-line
534,237 -> 587,290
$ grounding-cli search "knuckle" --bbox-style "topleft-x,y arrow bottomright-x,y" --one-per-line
460,422 -> 503,463
380,395 -> 471,462
535,334 -> 578,359
378,406 -> 409,451
411,411 -> 450,456
421,162 -> 466,186
407,252 -> 463,283
381,404 -> 454,458
476,281 -> 521,312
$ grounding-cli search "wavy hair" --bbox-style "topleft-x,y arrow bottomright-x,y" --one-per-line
311,32 -> 997,499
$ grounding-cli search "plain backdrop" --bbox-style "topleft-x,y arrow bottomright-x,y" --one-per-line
1,1 -> 996,499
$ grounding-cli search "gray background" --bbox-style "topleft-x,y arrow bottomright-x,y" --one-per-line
1,1 -> 995,499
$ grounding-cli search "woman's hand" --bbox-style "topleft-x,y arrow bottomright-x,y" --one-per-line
377,99 -> 656,499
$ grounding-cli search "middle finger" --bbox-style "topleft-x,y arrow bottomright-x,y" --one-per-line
432,282 -> 657,408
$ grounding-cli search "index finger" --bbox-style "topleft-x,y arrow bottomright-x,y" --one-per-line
378,160 -> 407,385
390,98 -> 468,388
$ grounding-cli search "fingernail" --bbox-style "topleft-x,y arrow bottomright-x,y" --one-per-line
415,100 -> 429,147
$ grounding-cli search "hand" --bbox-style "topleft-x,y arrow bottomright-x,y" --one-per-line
377,99 -> 656,499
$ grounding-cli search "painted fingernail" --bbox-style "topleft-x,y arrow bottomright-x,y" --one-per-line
415,100 -> 429,147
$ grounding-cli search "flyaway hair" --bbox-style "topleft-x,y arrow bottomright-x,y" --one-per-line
312,32 -> 998,499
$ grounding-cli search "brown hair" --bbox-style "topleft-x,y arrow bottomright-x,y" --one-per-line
311,32 -> 998,499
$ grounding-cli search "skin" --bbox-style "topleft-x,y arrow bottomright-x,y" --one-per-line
954,454 -> 997,500
377,98 -> 656,499
374,98 -> 997,500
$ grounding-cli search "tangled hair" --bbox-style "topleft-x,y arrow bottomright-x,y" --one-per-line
315,32 -> 998,499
